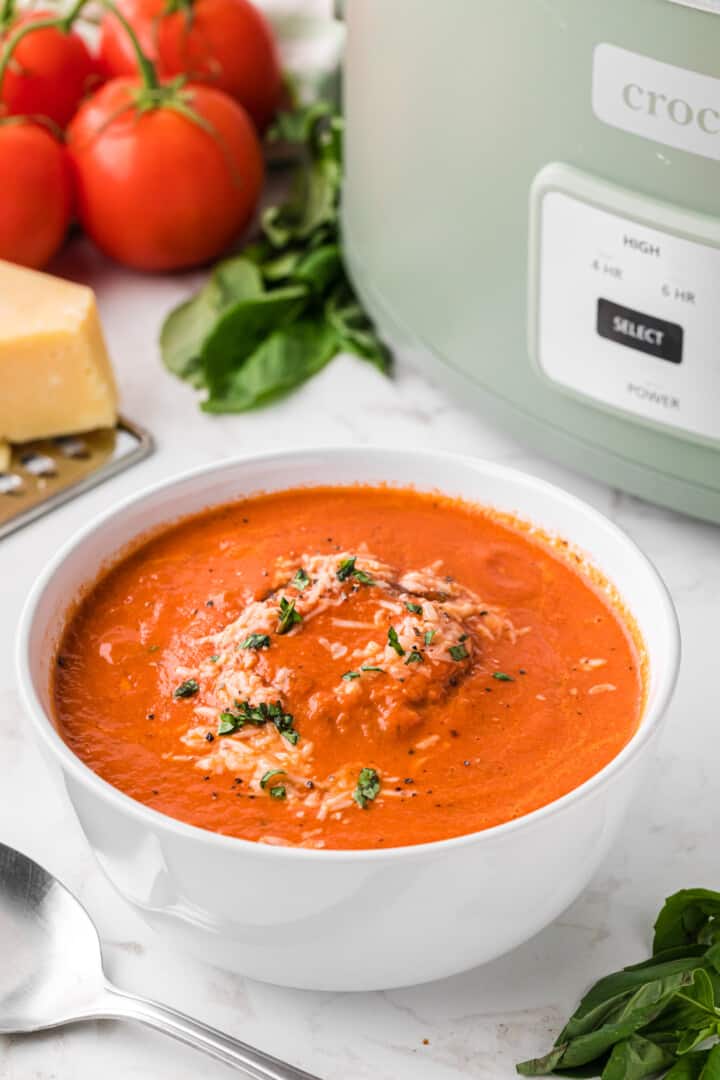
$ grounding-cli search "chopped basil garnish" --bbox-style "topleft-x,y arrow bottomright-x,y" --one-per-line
217,712 -> 238,735
241,633 -> 271,650
424,629 -> 436,646
353,767 -> 381,809
405,649 -> 424,665
342,670 -> 361,681
337,556 -> 357,581
217,700 -> 300,744
360,664 -> 384,673
291,567 -> 310,591
174,678 -> 199,699
492,671 -> 514,682
277,596 -> 302,634
405,602 -> 423,615
388,626 -> 405,656
260,768 -> 286,789
337,556 -> 375,586
448,644 -> 469,661
270,785 -> 287,800
209,654 -> 220,662
352,568 -> 375,585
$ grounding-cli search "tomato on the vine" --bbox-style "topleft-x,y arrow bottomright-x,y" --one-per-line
98,0 -> 282,131
0,9 -> 99,128
67,76 -> 264,271
0,121 -> 73,268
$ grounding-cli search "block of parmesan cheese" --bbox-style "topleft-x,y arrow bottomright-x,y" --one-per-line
0,260 -> 118,442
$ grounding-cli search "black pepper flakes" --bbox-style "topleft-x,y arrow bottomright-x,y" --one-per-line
57,655 -> 68,668
147,712 -> 155,720
205,732 -> 214,742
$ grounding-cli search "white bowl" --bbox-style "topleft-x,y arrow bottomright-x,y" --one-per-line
16,448 -> 680,991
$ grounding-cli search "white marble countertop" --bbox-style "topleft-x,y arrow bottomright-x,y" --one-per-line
1,236 -> 719,1080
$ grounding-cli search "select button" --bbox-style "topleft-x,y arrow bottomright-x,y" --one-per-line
597,298 -> 683,364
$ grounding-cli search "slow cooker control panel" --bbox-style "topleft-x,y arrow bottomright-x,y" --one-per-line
530,164 -> 720,444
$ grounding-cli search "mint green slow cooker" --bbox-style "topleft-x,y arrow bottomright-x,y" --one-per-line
342,0 -> 720,522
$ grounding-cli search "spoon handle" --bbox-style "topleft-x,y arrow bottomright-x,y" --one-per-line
99,984 -> 322,1079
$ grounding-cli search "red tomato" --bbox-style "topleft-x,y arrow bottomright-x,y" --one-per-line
67,77 -> 264,271
98,0 -> 282,131
0,121 -> 72,268
0,12 -> 99,129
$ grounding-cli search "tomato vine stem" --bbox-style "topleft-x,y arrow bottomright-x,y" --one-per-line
0,0 -> 87,96
0,0 -> 160,100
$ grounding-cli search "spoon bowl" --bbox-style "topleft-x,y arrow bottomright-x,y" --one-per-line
0,843 -> 320,1079
0,842 -> 105,1033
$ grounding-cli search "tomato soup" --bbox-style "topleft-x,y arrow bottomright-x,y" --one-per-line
53,486 -> 645,850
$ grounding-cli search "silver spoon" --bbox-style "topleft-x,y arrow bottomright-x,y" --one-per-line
0,842 -> 322,1079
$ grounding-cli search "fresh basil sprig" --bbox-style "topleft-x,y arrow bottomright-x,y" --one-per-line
160,103 -> 391,412
517,888 -> 720,1080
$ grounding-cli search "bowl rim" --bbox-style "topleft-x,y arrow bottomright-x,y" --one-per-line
16,445 -> 681,863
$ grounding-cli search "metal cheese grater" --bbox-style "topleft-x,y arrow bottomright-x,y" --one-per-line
0,417 -> 153,540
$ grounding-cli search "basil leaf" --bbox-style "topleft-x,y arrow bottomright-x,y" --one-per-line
160,288 -> 215,387
260,769 -> 286,789
493,671 -> 513,681
269,785 -> 287,800
324,281 -> 392,374
405,649 -> 423,666
563,954 -> 712,1040
387,627 -> 405,657
160,258 -> 264,385
277,596 -> 302,635
262,150 -> 341,247
449,644 -> 469,661
342,671 -> 360,681
241,634 -> 270,650
203,318 -> 338,414
337,556 -> 356,581
654,891 -> 720,955
292,567 -> 310,591
519,969 -> 701,1075
173,678 -> 199,699
406,602 -> 423,615
161,104 -> 393,413
666,1046 -> 720,1080
360,665 -> 384,674
294,244 -> 342,294
219,700 -> 300,745
424,629 -> 436,646
353,767 -> 380,809
601,1034 -> 678,1080
268,100 -> 334,145
218,712 -> 238,735
352,568 -> 375,585
201,286 -> 309,398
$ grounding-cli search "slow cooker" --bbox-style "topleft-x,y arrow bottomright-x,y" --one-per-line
341,0 -> 720,522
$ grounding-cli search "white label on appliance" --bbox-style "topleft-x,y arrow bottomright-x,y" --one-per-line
536,189 -> 720,442
593,43 -> 720,161
667,0 -> 720,12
